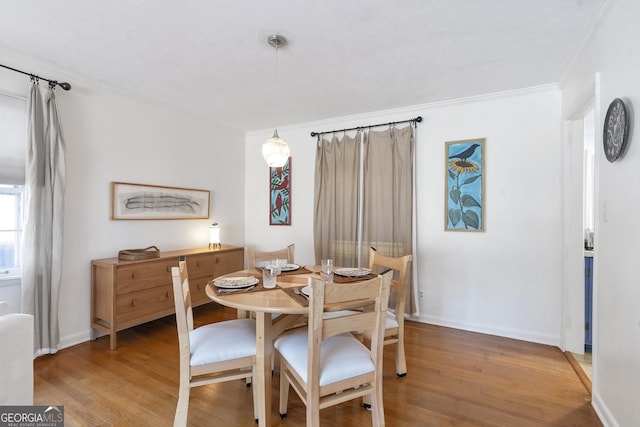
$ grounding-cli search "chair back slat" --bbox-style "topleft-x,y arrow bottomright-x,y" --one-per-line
322,311 -> 377,340
323,279 -> 381,304
246,244 -> 295,269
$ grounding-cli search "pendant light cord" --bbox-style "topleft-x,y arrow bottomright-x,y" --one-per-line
275,41 -> 280,128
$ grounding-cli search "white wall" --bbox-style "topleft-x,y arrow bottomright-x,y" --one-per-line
246,87 -> 563,346
0,49 -> 246,348
562,0 -> 640,425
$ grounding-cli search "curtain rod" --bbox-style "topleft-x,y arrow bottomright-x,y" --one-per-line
310,116 -> 421,137
0,63 -> 72,91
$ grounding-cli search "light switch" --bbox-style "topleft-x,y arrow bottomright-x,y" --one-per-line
600,200 -> 608,223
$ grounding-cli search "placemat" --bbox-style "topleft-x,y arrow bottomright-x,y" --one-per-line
332,273 -> 376,284
282,286 -> 309,307
280,267 -> 313,276
257,266 -> 313,276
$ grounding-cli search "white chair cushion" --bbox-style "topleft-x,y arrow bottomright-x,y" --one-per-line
189,318 -> 256,366
275,332 -> 374,387
385,311 -> 399,329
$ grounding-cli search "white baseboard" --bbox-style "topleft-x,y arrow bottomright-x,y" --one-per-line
592,391 -> 619,427
411,314 -> 560,347
58,330 -> 92,351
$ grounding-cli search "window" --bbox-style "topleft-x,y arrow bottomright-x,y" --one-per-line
0,93 -> 27,278
0,185 -> 23,277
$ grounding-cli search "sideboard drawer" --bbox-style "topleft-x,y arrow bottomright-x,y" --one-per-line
116,285 -> 174,328
186,253 -> 214,278
115,259 -> 176,295
190,276 -> 212,306
213,248 -> 244,277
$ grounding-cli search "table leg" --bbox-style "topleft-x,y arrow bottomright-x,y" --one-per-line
255,312 -> 272,427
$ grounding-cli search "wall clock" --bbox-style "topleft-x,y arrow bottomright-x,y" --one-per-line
603,98 -> 630,162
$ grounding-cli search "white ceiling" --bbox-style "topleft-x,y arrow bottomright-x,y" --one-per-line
0,0 -> 604,131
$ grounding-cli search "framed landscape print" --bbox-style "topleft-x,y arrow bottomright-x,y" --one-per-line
270,157 -> 291,225
111,182 -> 210,220
445,138 -> 485,231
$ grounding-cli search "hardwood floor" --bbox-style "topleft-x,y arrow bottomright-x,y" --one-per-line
34,304 -> 602,426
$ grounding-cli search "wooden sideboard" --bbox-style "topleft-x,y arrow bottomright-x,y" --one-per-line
91,245 -> 244,350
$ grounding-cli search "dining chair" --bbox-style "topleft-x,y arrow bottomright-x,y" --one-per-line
247,244 -> 295,269
368,247 -> 413,377
275,273 -> 391,427
171,256 -> 258,426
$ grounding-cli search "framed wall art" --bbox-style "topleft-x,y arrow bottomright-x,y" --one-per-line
445,138 -> 485,231
111,182 -> 210,220
270,157 -> 291,225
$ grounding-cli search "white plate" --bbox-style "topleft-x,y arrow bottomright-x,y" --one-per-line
213,276 -> 259,289
334,267 -> 371,277
280,263 -> 300,272
301,285 -> 312,296
264,263 -> 300,272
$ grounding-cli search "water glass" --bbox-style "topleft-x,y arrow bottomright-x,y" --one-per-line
321,258 -> 334,283
270,258 -> 285,275
262,267 -> 277,289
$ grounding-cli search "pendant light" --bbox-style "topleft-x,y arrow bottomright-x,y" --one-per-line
262,34 -> 290,168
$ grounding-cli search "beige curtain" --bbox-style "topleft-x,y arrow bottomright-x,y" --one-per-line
313,125 -> 417,315
313,132 -> 361,267
361,126 -> 416,313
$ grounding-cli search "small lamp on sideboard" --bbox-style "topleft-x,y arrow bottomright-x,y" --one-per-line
209,222 -> 221,250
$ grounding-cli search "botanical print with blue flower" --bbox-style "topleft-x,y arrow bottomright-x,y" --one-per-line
446,139 -> 484,231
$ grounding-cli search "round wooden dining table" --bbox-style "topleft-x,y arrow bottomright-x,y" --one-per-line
206,266 -> 319,427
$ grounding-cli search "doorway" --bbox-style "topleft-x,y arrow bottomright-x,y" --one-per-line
579,106 -> 596,380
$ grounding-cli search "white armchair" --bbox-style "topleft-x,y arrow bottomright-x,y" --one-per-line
0,301 -> 34,405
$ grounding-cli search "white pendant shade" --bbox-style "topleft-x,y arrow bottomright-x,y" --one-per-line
262,129 -> 290,168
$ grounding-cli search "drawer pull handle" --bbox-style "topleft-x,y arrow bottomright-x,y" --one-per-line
166,291 -> 170,298
196,261 -> 200,267
166,266 -> 171,272
131,299 -> 137,307
131,271 -> 136,279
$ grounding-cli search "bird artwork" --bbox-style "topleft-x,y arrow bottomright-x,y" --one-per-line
275,193 -> 282,216
272,175 -> 289,191
270,157 -> 291,225
448,143 -> 480,161
446,140 -> 484,231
